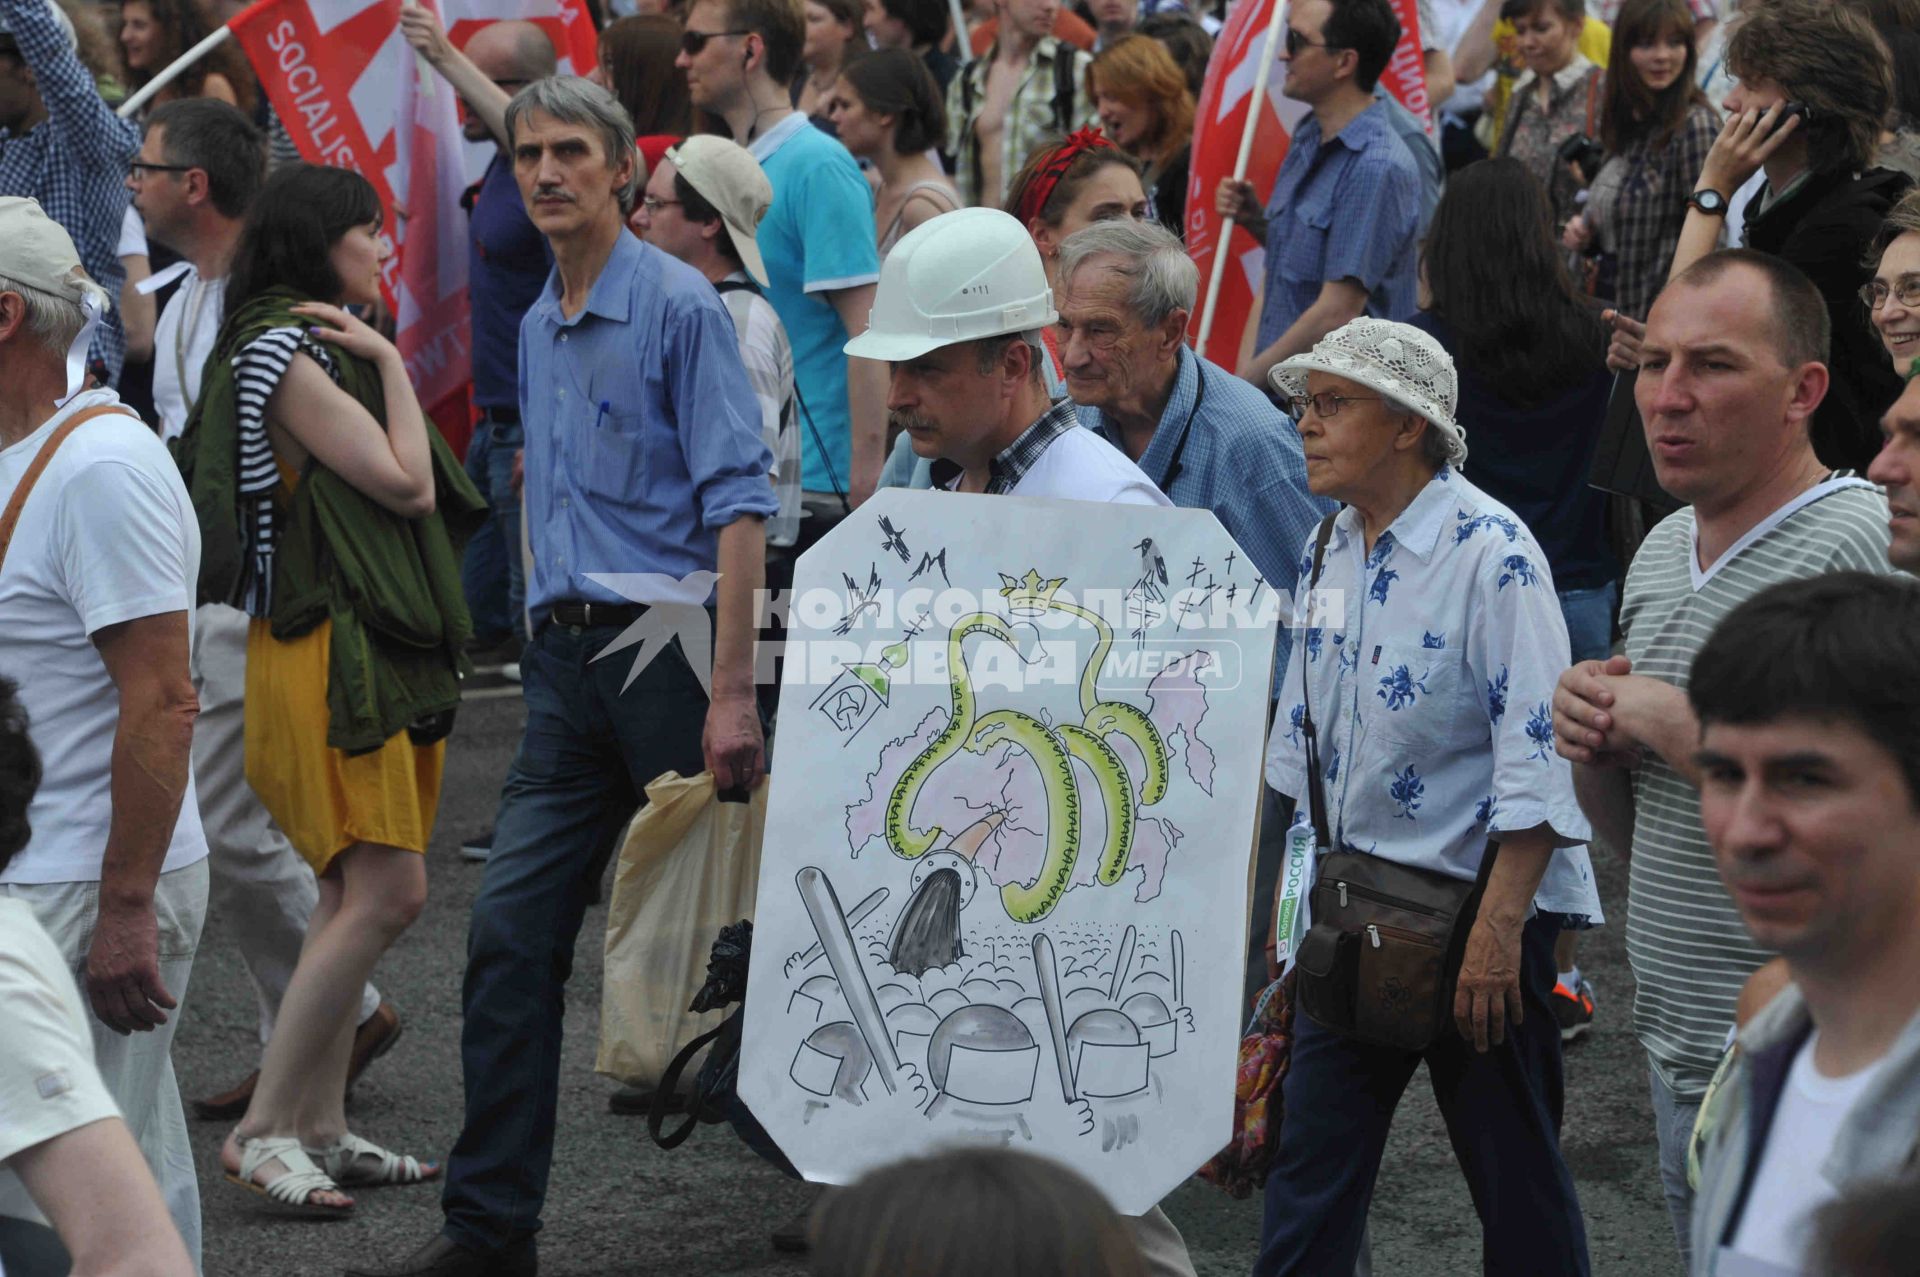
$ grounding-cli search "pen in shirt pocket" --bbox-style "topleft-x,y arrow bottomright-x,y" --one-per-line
594,399 -> 610,429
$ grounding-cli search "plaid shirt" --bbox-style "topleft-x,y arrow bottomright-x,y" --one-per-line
1497,56 -> 1604,230
945,35 -> 1094,208
0,0 -> 137,382
930,398 -> 1082,493
1079,346 -> 1336,694
1588,102 -> 1721,320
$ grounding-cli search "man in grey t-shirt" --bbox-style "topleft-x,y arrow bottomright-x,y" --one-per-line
1552,251 -> 1895,1268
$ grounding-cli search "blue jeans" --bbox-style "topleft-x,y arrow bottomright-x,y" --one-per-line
460,415 -> 526,644
1557,581 -> 1617,665
441,619 -> 708,1251
1255,915 -> 1589,1276
1647,1061 -> 1701,1269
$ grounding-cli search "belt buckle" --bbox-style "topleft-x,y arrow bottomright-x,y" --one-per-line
581,602 -> 594,627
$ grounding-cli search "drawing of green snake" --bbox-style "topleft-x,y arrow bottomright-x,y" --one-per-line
882,578 -> 1170,922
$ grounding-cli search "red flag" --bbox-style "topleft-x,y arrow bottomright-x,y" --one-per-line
1378,0 -> 1433,130
1184,0 -> 1306,370
228,0 -> 597,421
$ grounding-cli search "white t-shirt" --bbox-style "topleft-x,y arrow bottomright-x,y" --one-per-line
1725,1031 -> 1888,1273
151,269 -> 225,443
1007,426 -> 1172,508
0,388 -> 208,885
0,898 -> 122,1226
116,206 -> 148,261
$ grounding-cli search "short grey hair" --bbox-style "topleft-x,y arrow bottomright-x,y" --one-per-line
1054,219 -> 1199,329
504,76 -> 639,209
0,273 -> 89,356
1381,394 -> 1449,467
973,328 -> 1048,381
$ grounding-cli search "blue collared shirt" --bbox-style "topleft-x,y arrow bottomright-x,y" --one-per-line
1078,346 -> 1334,696
1263,466 -> 1601,922
519,232 -> 777,614
1255,98 -> 1421,353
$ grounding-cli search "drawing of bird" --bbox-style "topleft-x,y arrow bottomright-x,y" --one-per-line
878,516 -> 911,563
834,564 -> 885,635
909,548 -> 950,586
1132,538 -> 1168,602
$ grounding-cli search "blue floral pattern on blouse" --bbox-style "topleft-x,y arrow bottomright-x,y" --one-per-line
1266,466 -> 1601,923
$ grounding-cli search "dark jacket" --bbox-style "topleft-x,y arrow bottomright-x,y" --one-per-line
175,288 -> 487,754
1744,166 -> 1912,473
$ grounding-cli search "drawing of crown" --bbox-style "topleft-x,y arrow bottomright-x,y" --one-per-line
999,568 -> 1067,616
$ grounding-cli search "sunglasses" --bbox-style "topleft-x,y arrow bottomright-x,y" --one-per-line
679,27 -> 751,54
1284,26 -> 1346,56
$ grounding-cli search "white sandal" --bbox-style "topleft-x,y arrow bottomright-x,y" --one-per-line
225,1135 -> 352,1218
306,1131 -> 440,1187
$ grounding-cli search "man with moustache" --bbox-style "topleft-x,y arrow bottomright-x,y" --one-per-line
1551,249 -> 1896,1266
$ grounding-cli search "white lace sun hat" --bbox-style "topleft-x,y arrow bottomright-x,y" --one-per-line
1269,317 -> 1467,466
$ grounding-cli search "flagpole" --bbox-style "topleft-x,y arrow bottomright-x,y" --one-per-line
1194,0 -> 1289,353
116,25 -> 234,118
947,0 -> 972,67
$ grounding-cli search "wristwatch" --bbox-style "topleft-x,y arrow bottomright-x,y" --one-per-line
1688,189 -> 1730,217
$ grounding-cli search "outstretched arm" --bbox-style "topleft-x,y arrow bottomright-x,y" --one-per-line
399,4 -> 512,150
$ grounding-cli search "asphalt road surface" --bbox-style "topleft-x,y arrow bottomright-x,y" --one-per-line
177,688 -> 1684,1277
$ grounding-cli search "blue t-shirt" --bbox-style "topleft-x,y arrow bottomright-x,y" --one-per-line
749,114 -> 880,494
468,153 -> 553,411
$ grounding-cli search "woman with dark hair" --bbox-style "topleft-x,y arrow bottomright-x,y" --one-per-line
794,0 -> 867,121
1562,0 -> 1718,319
1493,0 -> 1604,231
828,49 -> 959,256
596,14 -> 695,138
862,0 -> 957,93
1135,11 -> 1211,102
119,0 -> 257,111
176,164 -> 481,1216
1659,0 -> 1909,471
1413,157 -> 1615,1038
1088,35 -> 1194,240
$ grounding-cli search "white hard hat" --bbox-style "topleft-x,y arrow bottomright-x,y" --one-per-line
844,207 -> 1056,363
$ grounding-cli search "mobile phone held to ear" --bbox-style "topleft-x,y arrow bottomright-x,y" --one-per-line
1758,101 -> 1814,139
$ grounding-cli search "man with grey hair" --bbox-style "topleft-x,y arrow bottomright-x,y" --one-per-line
0,197 -> 208,1265
351,77 -> 776,1277
1057,218 -> 1333,995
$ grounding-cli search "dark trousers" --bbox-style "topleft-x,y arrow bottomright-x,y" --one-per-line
441,620 -> 708,1250
1254,914 -> 1589,1276
460,415 -> 526,644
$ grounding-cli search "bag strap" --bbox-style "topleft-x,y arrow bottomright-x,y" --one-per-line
646,1017 -> 731,1150
1299,512 -> 1339,851
0,405 -> 139,576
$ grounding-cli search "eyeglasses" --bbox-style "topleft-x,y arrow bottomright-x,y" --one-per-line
679,28 -> 751,54
1288,391 -> 1382,419
1284,27 -> 1346,57
126,160 -> 194,180
1861,277 -> 1920,311
639,196 -> 683,214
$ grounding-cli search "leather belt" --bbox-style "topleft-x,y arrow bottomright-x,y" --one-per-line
479,405 -> 521,424
550,601 -> 649,628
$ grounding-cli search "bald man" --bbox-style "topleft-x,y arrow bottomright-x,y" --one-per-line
402,10 -> 556,678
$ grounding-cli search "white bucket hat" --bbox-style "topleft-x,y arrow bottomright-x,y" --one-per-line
1269,317 -> 1467,466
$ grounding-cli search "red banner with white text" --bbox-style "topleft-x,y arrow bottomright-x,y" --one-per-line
228,0 -> 596,421
1379,0 -> 1432,130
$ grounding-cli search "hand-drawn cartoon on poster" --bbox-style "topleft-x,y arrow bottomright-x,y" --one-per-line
741,489 -> 1278,1215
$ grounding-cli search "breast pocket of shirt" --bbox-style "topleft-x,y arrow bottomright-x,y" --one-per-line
1365,641 -> 1471,755
581,407 -> 651,506
1277,187 -> 1335,285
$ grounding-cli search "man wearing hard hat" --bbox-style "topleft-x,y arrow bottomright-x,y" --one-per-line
845,206 -> 1200,1277
847,207 -> 1170,509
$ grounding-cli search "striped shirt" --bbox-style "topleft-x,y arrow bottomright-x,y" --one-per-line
715,272 -> 801,548
1621,477 -> 1895,1099
230,328 -> 340,616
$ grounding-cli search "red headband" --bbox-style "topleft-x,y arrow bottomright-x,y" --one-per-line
1012,127 -> 1115,228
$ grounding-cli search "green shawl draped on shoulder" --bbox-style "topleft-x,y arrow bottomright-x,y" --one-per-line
173,286 -> 488,755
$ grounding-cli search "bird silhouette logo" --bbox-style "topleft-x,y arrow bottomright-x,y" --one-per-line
581,572 -> 720,695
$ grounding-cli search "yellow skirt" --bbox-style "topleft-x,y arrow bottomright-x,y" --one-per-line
244,617 -> 445,875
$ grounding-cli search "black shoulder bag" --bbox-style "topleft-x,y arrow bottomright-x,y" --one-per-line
1293,514 -> 1499,1053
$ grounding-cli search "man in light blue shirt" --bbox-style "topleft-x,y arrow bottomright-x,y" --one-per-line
1253,318 -> 1596,1276
359,77 -> 775,1277
1214,0 -> 1421,388
678,0 -> 887,538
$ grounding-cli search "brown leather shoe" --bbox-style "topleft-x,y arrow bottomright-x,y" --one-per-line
190,1070 -> 259,1121
346,1001 -> 403,1094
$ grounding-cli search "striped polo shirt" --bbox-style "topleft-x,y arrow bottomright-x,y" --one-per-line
1622,476 -> 1893,1099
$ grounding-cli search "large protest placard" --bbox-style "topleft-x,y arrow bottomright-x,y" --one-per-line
739,489 -> 1278,1214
